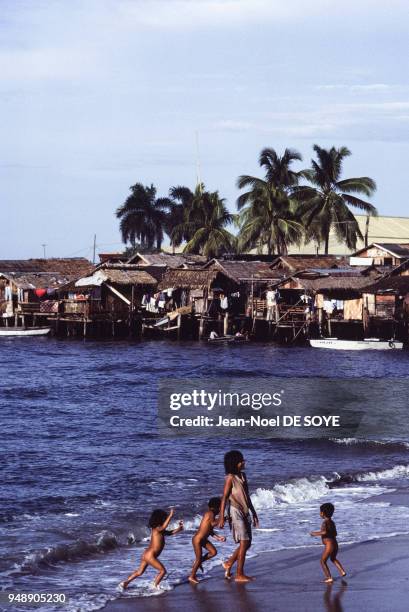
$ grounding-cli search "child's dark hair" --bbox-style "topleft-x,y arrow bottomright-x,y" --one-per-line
208,496 -> 221,512
320,503 -> 335,518
148,509 -> 168,528
224,450 -> 244,475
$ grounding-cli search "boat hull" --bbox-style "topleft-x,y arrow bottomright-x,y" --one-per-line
310,338 -> 403,350
0,327 -> 51,337
208,335 -> 248,344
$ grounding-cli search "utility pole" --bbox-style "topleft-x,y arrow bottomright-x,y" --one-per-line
41,244 -> 47,259
93,234 -> 97,265
364,215 -> 370,247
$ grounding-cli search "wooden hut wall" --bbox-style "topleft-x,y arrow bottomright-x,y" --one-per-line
375,295 -> 396,318
355,245 -> 398,266
363,293 -> 376,315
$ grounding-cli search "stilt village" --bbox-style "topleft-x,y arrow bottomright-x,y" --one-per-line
1,241 -> 409,345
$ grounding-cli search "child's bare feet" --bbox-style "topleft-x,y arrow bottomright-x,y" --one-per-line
235,574 -> 254,583
118,581 -> 127,591
340,571 -> 347,577
189,576 -> 200,585
222,561 -> 232,579
324,577 -> 334,583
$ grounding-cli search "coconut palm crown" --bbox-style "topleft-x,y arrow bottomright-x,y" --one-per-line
116,183 -> 171,250
292,145 -> 377,254
170,184 -> 236,258
237,147 -> 306,255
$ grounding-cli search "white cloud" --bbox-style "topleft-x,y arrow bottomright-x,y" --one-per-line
114,0 -> 409,30
317,84 -> 392,93
211,96 -> 409,141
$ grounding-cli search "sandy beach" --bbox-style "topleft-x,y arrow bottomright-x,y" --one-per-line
104,535 -> 409,612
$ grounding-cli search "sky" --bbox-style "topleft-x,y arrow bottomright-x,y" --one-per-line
1,0 -> 408,259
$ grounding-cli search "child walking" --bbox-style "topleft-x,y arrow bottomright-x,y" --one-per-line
120,507 -> 183,589
189,497 -> 226,584
218,450 -> 259,582
310,502 -> 347,583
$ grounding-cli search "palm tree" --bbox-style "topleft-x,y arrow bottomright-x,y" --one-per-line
171,186 -> 236,258
237,148 -> 306,255
116,183 -> 171,250
292,145 -> 377,254
165,185 -> 195,250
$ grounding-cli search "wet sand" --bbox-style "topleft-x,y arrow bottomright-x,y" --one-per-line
104,535 -> 409,611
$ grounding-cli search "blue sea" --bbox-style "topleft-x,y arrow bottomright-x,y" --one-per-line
2,339 -> 409,610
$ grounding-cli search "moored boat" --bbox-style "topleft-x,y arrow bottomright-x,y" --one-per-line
208,334 -> 249,344
310,337 -> 403,350
0,326 -> 51,337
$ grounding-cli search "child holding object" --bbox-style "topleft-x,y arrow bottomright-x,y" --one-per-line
310,502 -> 347,583
120,507 -> 183,589
189,496 -> 226,584
218,450 -> 259,582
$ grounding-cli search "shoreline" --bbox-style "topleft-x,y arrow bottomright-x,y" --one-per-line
103,534 -> 409,611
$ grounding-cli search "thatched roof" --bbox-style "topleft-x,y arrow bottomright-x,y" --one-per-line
158,268 -> 224,290
128,252 -> 207,268
0,258 -> 92,275
100,269 -> 157,286
72,265 -> 157,289
271,255 -> 350,272
0,271 -> 80,290
206,260 -> 282,283
277,268 -> 381,294
364,276 -> 409,294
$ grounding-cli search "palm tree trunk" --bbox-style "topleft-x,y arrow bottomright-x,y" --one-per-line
324,232 -> 329,255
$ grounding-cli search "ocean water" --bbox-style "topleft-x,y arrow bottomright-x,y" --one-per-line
2,339 -> 409,610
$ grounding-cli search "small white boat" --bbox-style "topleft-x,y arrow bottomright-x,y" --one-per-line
310,337 -> 403,350
0,326 -> 51,337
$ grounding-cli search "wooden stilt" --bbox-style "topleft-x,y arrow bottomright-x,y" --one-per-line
223,312 -> 229,335
177,314 -> 182,340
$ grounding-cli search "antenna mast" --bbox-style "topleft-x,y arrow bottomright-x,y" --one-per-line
195,131 -> 202,193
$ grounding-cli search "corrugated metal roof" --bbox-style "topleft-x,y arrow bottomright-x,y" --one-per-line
373,243 -> 409,257
287,215 -> 409,255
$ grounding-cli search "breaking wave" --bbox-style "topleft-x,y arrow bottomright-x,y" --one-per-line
16,526 -> 148,575
332,438 -> 409,451
356,464 -> 409,482
252,462 -> 409,509
252,476 -> 329,509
